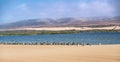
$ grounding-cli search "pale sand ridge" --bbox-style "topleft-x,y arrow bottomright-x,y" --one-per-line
0,26 -> 120,31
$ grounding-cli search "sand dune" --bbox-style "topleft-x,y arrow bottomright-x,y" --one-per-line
1,26 -> 120,31
0,45 -> 120,62
22,26 -> 120,31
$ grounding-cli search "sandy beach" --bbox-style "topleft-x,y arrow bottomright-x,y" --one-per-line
0,45 -> 120,62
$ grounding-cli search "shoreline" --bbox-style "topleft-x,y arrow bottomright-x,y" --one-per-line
0,42 -> 120,46
0,44 -> 120,45
0,29 -> 120,36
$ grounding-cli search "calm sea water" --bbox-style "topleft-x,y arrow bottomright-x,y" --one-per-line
0,32 -> 120,44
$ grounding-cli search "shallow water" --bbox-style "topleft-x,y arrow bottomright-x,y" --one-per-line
0,32 -> 120,44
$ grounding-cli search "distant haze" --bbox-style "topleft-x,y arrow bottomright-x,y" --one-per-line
0,17 -> 120,29
0,0 -> 120,24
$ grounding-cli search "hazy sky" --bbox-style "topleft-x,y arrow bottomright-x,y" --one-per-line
0,0 -> 119,23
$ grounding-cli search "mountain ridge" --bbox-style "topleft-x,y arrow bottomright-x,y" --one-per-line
0,17 -> 120,29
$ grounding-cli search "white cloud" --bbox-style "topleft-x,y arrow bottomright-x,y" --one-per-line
38,0 -> 116,18
34,2 -> 69,18
1,0 -> 117,23
78,1 -> 116,17
18,3 -> 29,11
6,1 -> 117,20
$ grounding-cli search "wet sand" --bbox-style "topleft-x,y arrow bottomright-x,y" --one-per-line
0,45 -> 120,62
